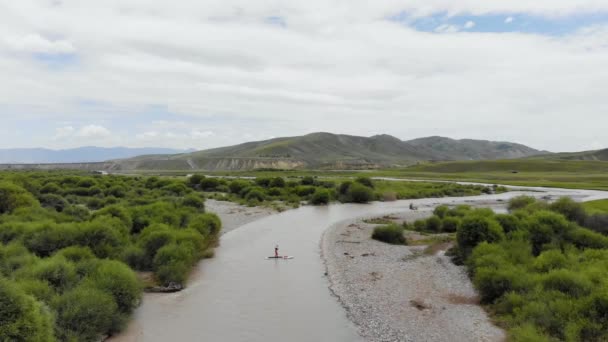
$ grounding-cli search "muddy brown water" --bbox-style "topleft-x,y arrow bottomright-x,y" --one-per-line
111,187 -> 608,342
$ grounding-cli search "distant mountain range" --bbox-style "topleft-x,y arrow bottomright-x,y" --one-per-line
0,147 -> 194,164
108,133 -> 549,171
532,148 -> 608,162
3,133 -> 604,172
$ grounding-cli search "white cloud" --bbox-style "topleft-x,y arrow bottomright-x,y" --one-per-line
464,21 -> 476,29
136,131 -> 159,139
505,16 -> 514,24
53,126 -> 74,139
190,129 -> 215,139
4,33 -> 75,54
435,24 -> 460,33
76,125 -> 111,138
0,1 -> 606,151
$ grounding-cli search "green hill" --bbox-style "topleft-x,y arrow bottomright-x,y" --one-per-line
533,148 -> 608,161
112,132 -> 546,171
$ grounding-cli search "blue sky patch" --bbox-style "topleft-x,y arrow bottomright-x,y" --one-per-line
33,52 -> 79,70
265,16 -> 286,28
389,11 -> 608,35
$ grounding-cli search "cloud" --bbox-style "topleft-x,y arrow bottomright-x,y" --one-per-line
435,24 -> 460,33
505,16 -> 514,24
76,125 -> 111,138
190,129 -> 215,139
0,1 -> 606,151
3,33 -> 75,54
53,126 -> 74,139
464,21 -> 476,29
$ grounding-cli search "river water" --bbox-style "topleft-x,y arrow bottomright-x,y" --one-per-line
112,186 -> 608,342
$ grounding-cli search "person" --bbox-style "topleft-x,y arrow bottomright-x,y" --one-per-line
274,244 -> 279,257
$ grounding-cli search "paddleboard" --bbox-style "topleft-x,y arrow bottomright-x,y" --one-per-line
266,256 -> 294,259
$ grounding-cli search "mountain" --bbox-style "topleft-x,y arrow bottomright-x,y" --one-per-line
109,133 -> 546,171
406,136 -> 547,160
0,147 -> 194,164
532,148 -> 608,161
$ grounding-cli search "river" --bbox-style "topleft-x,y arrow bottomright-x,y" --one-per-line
111,185 -> 608,342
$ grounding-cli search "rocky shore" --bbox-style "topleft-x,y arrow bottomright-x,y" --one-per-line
321,205 -> 506,342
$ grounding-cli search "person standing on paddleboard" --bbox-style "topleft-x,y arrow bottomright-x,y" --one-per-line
275,244 -> 279,257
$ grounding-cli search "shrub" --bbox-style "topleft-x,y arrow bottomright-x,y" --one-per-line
229,180 -> 249,194
0,278 -> 55,342
295,186 -> 316,197
155,261 -> 189,286
63,205 -> 91,222
372,224 -> 406,245
93,205 -> 132,230
188,213 -> 222,236
338,181 -> 352,195
54,285 -> 118,342
354,176 -> 374,188
549,197 -> 586,224
473,266 -> 526,304
269,177 -> 286,188
38,194 -> 68,212
508,195 -> 537,212
200,178 -> 220,191
310,189 -> 330,205
425,215 -> 442,232
533,250 -> 568,272
29,256 -> 77,292
300,176 -> 315,186
347,183 -> 374,203
181,194 -> 205,211
40,182 -> 61,194
541,269 -> 592,298
189,174 -> 204,187
245,189 -> 265,202
55,246 -> 95,263
441,216 -> 460,233
433,205 -> 449,218
86,260 -> 141,314
457,216 -> 504,258
495,214 -> 520,234
583,213 -> 608,235
0,182 -> 37,214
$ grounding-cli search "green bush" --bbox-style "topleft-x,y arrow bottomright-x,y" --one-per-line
200,178 -> 220,191
425,215 -> 442,232
310,189 -> 330,205
441,216 -> 460,233
38,194 -> 68,212
54,285 -> 118,342
508,195 -> 537,212
549,197 -> 586,224
245,189 -> 265,202
0,182 -> 37,214
269,177 -> 286,188
541,269 -> 592,298
372,224 -> 406,245
0,278 -> 55,342
188,213 -> 222,236
347,183 -> 374,203
433,205 -> 449,218
457,216 -> 504,258
85,260 -> 141,314
181,194 -> 205,211
354,176 -> 374,188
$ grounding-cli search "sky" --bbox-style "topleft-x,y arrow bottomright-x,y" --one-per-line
1,1 -> 608,152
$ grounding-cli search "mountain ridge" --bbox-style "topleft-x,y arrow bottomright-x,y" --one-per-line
108,132 -> 548,171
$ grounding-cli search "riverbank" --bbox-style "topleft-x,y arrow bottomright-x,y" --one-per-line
205,199 -> 277,234
108,200 -> 279,342
322,200 -> 507,342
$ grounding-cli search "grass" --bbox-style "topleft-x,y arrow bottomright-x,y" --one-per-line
583,199 -> 608,214
121,159 -> 608,191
